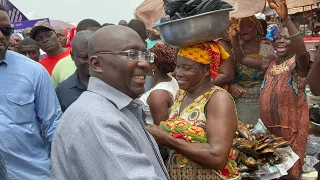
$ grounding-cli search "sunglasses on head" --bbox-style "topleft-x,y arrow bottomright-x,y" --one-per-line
0,27 -> 14,37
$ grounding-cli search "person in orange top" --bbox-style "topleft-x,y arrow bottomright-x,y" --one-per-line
30,21 -> 71,75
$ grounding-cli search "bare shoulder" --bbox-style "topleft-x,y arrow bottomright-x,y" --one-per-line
210,88 -> 234,104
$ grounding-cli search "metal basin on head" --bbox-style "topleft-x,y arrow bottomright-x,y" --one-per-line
154,8 -> 233,47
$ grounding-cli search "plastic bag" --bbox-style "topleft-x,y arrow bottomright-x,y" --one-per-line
310,104 -> 320,124
253,119 -> 269,134
163,0 -> 189,17
171,0 -> 232,20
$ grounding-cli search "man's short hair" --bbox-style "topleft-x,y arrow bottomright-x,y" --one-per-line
76,19 -> 101,32
127,20 -> 147,41
18,38 -> 39,51
102,23 -> 114,27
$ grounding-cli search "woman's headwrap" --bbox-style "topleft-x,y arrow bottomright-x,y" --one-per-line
246,16 -> 264,37
177,41 -> 229,80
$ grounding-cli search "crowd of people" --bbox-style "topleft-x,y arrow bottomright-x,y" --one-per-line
0,0 -> 320,179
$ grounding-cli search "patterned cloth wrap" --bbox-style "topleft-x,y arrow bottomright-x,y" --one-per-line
160,118 -> 239,178
178,41 -> 229,80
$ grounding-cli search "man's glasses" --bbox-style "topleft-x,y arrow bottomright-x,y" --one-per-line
0,27 -> 14,37
95,49 -> 155,63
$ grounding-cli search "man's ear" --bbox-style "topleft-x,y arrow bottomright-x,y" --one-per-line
89,56 -> 103,73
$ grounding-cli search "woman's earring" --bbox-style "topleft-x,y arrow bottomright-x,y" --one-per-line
152,71 -> 155,76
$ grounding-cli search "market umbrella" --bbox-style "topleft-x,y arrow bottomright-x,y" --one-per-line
49,20 -> 75,29
224,0 -> 267,18
134,0 -> 165,30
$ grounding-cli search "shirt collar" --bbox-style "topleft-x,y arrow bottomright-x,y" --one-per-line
0,51 -> 12,65
67,71 -> 87,90
87,77 -> 133,110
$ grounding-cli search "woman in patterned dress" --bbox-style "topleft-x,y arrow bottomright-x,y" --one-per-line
146,41 -> 239,180
229,15 -> 276,125
233,0 -> 310,178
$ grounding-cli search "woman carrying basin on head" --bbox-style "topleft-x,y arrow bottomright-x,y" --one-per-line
146,41 -> 239,180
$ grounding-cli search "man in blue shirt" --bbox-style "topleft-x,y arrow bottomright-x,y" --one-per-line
0,6 -> 62,180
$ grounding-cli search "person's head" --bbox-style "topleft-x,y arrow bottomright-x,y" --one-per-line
53,27 -> 68,47
17,38 -> 40,62
102,23 -> 114,27
176,42 -> 224,91
127,20 -> 147,41
8,34 -> 21,52
76,19 -> 101,32
88,25 -> 151,99
118,20 -> 128,26
0,6 -> 14,59
71,30 -> 93,79
274,27 -> 293,59
22,27 -> 32,38
11,34 -> 21,44
149,44 -> 176,75
240,16 -> 264,42
30,21 -> 62,54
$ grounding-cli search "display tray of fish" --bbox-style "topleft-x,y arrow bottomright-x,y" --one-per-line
233,121 -> 290,173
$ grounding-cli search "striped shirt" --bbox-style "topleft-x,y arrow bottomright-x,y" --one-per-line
0,153 -> 7,180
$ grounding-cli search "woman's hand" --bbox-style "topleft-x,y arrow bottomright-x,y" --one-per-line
229,84 -> 246,98
229,17 -> 241,37
146,125 -> 171,146
268,0 -> 288,20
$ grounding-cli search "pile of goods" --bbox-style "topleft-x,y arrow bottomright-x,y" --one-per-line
234,121 -> 290,173
162,0 -> 232,22
160,118 -> 207,143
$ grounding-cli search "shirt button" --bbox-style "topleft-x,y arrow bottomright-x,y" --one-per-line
20,101 -> 24,105
132,104 -> 138,108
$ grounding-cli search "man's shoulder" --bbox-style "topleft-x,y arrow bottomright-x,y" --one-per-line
56,74 -> 75,91
57,94 -> 123,132
39,56 -> 50,65
8,51 -> 46,70
55,55 -> 73,67
52,55 -> 75,76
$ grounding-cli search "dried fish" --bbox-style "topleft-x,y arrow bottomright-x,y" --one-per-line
255,142 -> 269,151
272,141 -> 290,148
261,147 -> 276,154
243,156 -> 258,168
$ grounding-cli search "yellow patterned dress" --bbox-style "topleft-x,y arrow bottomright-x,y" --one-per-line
165,86 -> 239,180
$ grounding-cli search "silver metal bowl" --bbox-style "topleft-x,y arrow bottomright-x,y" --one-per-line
154,8 -> 233,47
